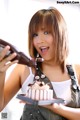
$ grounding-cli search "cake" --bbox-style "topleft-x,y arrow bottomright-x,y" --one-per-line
26,81 -> 53,100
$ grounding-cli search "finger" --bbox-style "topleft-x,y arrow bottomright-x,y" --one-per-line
2,52 -> 17,65
5,59 -> 18,66
0,46 -> 10,61
42,103 -> 65,112
19,100 -> 31,104
19,100 -> 26,104
0,60 -> 18,73
47,103 -> 65,113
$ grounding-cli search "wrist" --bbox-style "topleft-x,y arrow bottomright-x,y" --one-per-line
52,104 -> 80,120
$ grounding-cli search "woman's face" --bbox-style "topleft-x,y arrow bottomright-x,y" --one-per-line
33,30 -> 55,61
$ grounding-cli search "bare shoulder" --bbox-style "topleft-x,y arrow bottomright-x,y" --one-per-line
6,64 -> 31,92
13,63 -> 30,78
15,64 -> 33,85
13,63 -> 28,73
7,64 -> 30,84
73,64 -> 80,85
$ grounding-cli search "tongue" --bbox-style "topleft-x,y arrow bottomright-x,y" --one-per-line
41,48 -> 48,53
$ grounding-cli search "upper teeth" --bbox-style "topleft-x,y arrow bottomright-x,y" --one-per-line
40,47 -> 47,49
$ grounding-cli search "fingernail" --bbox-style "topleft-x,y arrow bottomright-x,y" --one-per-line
53,103 -> 59,108
13,52 -> 17,56
6,45 -> 10,49
15,60 -> 19,63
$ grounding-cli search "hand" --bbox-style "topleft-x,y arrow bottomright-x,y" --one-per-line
19,100 -> 28,104
42,103 -> 68,115
43,103 -> 80,120
0,46 -> 18,73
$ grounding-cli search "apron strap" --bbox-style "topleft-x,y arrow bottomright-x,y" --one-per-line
34,63 -> 57,98
66,65 -> 80,107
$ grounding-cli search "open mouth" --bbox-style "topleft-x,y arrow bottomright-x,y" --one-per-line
40,46 -> 49,53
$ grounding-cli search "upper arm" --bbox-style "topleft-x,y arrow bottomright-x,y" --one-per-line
4,64 -> 28,107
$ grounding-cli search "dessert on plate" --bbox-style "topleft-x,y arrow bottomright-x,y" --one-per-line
26,80 -> 53,100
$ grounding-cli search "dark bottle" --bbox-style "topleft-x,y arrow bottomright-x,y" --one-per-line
0,39 -> 35,67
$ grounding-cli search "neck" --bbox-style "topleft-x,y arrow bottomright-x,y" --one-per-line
42,61 -> 60,70
41,60 -> 66,73
42,59 -> 59,67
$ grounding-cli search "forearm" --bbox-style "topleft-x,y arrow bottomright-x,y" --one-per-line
0,73 -> 5,111
52,104 -> 80,120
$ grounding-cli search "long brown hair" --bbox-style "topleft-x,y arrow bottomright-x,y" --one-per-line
28,7 -> 69,72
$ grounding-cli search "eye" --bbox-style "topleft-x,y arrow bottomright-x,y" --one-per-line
44,31 -> 49,35
33,33 -> 38,37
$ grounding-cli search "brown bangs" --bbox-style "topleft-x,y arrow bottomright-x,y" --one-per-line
30,10 -> 54,36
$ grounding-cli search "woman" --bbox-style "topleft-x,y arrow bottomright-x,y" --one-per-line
0,7 -> 80,120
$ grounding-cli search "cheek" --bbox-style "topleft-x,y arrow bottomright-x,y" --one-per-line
33,40 -> 37,48
33,40 -> 38,51
48,38 -> 54,47
47,35 -> 54,44
48,39 -> 55,51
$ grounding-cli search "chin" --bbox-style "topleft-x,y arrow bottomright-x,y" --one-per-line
41,55 -> 53,61
43,58 -> 51,62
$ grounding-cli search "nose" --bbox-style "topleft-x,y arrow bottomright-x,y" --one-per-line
37,34 -> 45,43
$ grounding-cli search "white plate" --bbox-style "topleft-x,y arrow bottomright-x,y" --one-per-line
16,94 -> 66,105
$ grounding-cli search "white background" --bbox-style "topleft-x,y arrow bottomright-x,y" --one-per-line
0,0 -> 80,120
